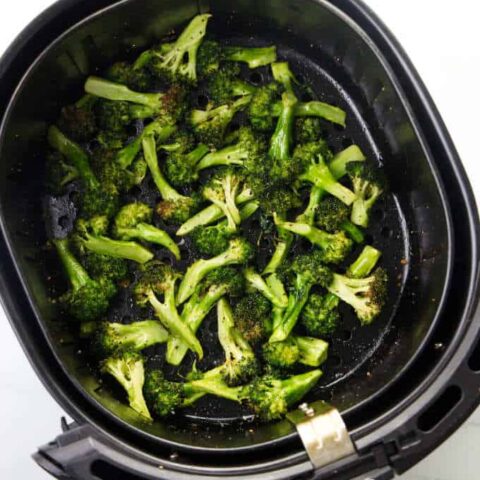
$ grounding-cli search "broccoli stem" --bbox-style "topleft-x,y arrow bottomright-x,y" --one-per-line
295,336 -> 329,367
281,369 -> 323,405
166,284 -> 228,365
244,268 -> 288,308
271,62 -> 297,92
296,186 -> 323,225
263,228 -> 294,275
85,76 -> 162,107
196,144 -> 248,171
147,289 -> 203,358
54,238 -> 91,290
142,135 -> 182,201
267,273 -> 288,331
82,234 -> 154,264
176,189 -> 254,236
294,102 -> 346,127
122,223 -> 180,260
276,221 -> 334,250
224,46 -> 277,69
269,92 -> 297,161
117,122 -> 176,169
48,126 -> 99,190
348,246 -> 382,278
341,220 -> 365,244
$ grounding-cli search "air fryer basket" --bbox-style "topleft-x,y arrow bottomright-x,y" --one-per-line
0,1 -> 478,479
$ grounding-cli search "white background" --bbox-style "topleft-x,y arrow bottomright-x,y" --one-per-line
0,1 -> 479,479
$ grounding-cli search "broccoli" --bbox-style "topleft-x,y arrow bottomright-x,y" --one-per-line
262,337 -> 299,370
269,251 -> 333,342
101,352 -> 152,420
141,135 -> 202,224
295,118 -> 323,144
275,217 -> 353,264
166,267 -> 245,366
301,293 -> 340,337
189,96 -> 252,148
176,188 -> 255,236
144,14 -> 211,84
164,143 -> 210,187
113,203 -> 180,260
195,126 -> 266,172
206,64 -> 257,105
249,83 -> 281,132
316,197 -> 365,244
347,162 -> 385,228
216,298 -> 258,386
134,261 -> 203,357
223,46 -> 277,69
197,40 -> 224,78
244,268 -> 288,308
45,151 -> 79,194
176,237 -> 254,305
82,253 -> 129,284
106,61 -> 154,92
233,293 -> 272,344
58,96 -> 97,142
263,228 -> 294,276
85,77 -> 186,122
74,216 -> 154,264
53,238 -> 115,322
93,320 -> 169,357
347,245 -> 382,279
189,369 -> 322,422
295,336 -> 329,367
191,223 -> 232,257
269,91 -> 297,161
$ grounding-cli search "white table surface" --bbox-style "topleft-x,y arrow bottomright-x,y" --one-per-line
0,1 -> 478,478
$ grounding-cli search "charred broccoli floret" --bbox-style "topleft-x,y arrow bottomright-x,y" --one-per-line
233,293 -> 272,345
301,293 -> 340,337
164,144 -> 210,187
206,64 -> 256,105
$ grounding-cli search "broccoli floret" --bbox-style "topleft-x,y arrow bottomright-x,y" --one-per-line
74,216 -> 154,264
106,61 -> 154,92
233,293 -> 272,344
58,98 -> 97,142
191,223 -> 233,256
269,251 -> 333,342
216,298 -> 258,386
206,64 -> 256,105
327,268 -> 388,325
166,267 -> 245,366
347,162 -> 385,228
45,151 -> 79,194
263,337 -> 299,370
295,336 -> 329,367
144,14 -> 211,84
113,203 -> 180,260
197,40 -> 224,78
53,238 -> 115,322
93,320 -> 169,357
141,135 -> 202,224
301,293 -> 340,337
275,217 -> 353,264
248,83 -> 281,132
295,118 -> 323,144
134,261 -> 203,357
316,197 -> 365,244
244,268 -> 288,308
101,352 -> 152,420
176,237 -> 254,305
176,189 -> 255,236
189,96 -> 252,148
164,144 -> 210,187
224,46 -> 277,69
85,77 -> 187,123
143,370 -> 187,417
82,253 -> 129,283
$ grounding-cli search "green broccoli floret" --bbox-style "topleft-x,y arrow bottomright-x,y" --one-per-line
197,40 -> 224,78
53,238 -> 115,322
143,14 -> 211,84
106,61 -> 154,92
176,237 -> 254,305
274,217 -> 353,264
263,336 -> 299,370
347,162 -> 385,228
141,135 -> 202,224
134,261 -> 203,357
248,83 -> 281,132
113,203 -> 180,260
191,224 -> 232,257
166,267 -> 245,366
82,253 -> 129,284
58,97 -> 97,142
295,118 -> 323,144
269,251 -> 333,342
301,293 -> 340,337
316,197 -> 365,244
216,298 -> 258,386
206,64 -> 257,105
327,268 -> 388,325
93,320 -> 169,357
244,268 -> 288,308
176,189 -> 255,237
74,216 -> 154,264
224,45 -> 277,69
189,96 -> 252,148
164,144 -> 210,187
101,352 -> 152,420
233,293 -> 272,345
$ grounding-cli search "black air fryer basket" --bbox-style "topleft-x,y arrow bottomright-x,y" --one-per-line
0,1 -> 479,479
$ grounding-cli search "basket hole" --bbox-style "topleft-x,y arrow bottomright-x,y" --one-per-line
468,336 -> 480,371
417,385 -> 462,432
341,329 -> 353,341
249,72 -> 263,85
381,226 -> 393,239
197,94 -> 209,109
58,215 -> 70,229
